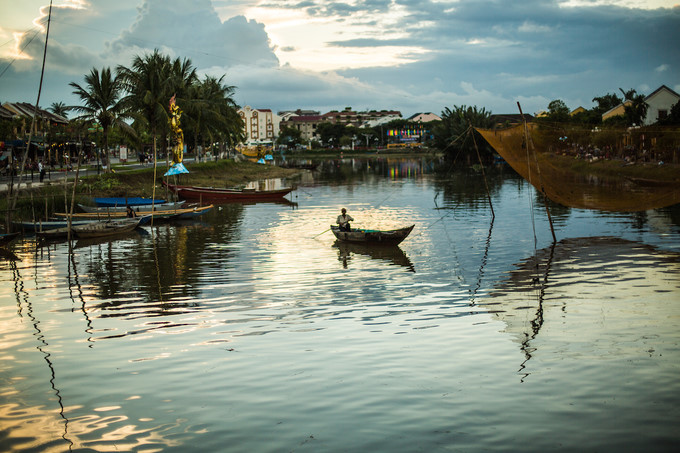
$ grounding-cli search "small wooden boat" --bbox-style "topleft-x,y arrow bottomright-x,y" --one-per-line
36,217 -> 144,240
0,232 -> 21,246
13,219 -> 97,233
94,197 -> 166,207
78,201 -> 186,213
330,224 -> 415,246
72,217 -> 142,239
53,205 -> 213,221
163,182 -> 293,202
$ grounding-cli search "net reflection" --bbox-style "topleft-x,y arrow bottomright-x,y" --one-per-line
488,236 -> 680,381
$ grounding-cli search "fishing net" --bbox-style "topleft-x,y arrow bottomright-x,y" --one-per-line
475,124 -> 680,212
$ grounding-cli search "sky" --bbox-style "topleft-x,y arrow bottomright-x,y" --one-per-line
0,0 -> 678,118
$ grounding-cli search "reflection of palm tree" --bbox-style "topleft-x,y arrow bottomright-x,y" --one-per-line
69,67 -> 124,172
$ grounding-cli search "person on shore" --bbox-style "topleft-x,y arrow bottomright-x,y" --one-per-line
337,208 -> 354,232
126,205 -> 137,218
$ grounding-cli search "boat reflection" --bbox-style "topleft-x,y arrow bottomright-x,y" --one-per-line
333,241 -> 415,272
487,236 -> 680,381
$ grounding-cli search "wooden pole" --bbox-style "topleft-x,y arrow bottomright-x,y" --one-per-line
469,124 -> 495,220
517,102 -> 557,243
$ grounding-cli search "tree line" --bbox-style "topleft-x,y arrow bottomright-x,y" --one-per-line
44,49 -> 243,171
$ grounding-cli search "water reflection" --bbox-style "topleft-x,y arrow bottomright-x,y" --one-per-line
10,259 -> 73,449
334,241 -> 415,272
489,236 -> 680,381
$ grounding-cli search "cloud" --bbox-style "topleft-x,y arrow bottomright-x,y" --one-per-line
1,0 -> 678,118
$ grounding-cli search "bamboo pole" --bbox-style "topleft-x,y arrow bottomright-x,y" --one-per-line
517,102 -> 557,243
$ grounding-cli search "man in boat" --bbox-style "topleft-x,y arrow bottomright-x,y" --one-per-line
126,205 -> 137,218
337,208 -> 354,232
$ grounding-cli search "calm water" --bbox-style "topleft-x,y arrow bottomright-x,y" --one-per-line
1,157 -> 679,452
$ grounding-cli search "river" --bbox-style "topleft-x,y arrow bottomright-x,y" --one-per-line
1,156 -> 679,452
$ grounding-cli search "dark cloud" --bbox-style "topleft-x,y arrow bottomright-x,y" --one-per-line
1,0 -> 678,116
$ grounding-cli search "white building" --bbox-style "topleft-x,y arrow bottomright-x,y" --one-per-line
238,106 -> 281,145
643,85 -> 680,125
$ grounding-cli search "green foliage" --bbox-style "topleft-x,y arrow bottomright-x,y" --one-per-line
276,126 -> 302,147
79,173 -> 122,192
432,105 -> 495,162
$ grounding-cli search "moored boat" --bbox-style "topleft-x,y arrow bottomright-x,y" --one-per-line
94,197 -> 166,207
163,182 -> 293,202
72,217 -> 143,239
330,224 -> 415,245
13,219 -> 98,233
0,232 -> 21,246
78,201 -> 186,213
53,205 -> 213,221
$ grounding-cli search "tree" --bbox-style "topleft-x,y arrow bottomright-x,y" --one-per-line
546,99 -> 570,122
619,88 -> 648,126
49,101 -> 69,119
432,105 -> 494,162
659,100 -> 680,125
184,74 -> 241,159
592,93 -> 622,114
276,125 -> 302,148
117,50 -> 173,166
69,67 -> 124,172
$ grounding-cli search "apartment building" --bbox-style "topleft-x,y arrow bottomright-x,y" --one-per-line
238,106 -> 281,145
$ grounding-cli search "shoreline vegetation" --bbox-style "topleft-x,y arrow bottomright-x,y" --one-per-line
2,147 -> 679,224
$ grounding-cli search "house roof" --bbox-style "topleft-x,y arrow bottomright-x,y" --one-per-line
1,102 -> 68,124
645,84 -> 680,100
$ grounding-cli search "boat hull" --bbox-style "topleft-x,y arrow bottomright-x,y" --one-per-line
94,197 -> 166,207
79,201 -> 185,213
330,225 -> 414,245
164,182 -> 293,202
53,205 -> 213,221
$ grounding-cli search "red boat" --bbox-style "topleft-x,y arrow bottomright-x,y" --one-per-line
163,182 -> 293,202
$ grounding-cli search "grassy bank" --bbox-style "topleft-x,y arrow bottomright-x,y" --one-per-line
2,160 -> 302,223
545,153 -> 680,183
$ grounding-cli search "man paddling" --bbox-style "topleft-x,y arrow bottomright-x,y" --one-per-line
337,208 -> 354,232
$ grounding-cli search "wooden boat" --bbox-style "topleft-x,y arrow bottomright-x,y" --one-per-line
13,219 -> 97,233
53,205 -> 213,221
78,201 -> 186,213
163,182 -> 293,202
330,224 -> 414,245
0,232 -> 21,246
36,217 -> 144,240
72,217 -> 142,239
94,197 -> 166,207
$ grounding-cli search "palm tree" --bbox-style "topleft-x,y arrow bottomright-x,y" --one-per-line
184,74 -> 242,160
69,67 -> 123,172
117,51 -> 170,163
49,101 -> 69,119
619,88 -> 649,126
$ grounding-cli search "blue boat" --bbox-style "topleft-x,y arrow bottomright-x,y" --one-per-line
94,197 -> 166,207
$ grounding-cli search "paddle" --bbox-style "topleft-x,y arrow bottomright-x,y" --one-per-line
312,228 -> 331,239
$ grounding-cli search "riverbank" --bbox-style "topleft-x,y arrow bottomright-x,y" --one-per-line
1,159 -> 302,222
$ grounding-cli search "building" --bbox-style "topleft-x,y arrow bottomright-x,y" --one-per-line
322,107 -> 402,127
407,112 -> 441,123
601,85 -> 680,125
644,85 -> 680,125
237,106 -> 281,145
602,100 -> 633,122
280,115 -> 325,142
